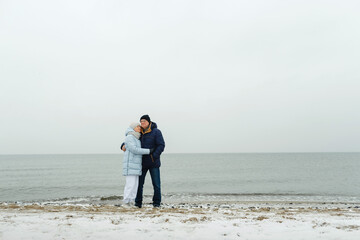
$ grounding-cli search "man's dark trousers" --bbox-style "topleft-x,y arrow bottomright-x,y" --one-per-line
135,167 -> 161,207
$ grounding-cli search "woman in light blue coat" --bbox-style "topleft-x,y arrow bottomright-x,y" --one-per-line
122,122 -> 151,205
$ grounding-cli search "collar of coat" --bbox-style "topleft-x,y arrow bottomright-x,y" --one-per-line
141,122 -> 152,135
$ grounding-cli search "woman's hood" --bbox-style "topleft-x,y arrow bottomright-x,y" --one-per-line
125,127 -> 135,136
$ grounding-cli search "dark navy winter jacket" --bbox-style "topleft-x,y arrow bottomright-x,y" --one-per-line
140,122 -> 165,169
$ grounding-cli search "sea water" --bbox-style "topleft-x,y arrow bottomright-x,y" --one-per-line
1,153 -> 359,204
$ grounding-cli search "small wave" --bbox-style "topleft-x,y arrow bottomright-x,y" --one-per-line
100,194 -> 154,201
174,193 -> 318,197
100,196 -> 122,201
2,193 -> 360,205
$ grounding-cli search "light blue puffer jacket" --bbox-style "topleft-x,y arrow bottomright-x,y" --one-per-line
123,127 -> 150,176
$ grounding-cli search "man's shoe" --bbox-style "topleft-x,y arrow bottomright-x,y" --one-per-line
153,204 -> 160,208
135,203 -> 142,208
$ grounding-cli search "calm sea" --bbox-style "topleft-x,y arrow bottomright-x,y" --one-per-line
1,153 -> 360,204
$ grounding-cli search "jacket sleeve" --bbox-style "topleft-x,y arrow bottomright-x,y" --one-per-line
125,136 -> 150,155
152,129 -> 165,159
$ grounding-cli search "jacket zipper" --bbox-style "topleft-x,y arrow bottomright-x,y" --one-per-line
142,133 -> 154,162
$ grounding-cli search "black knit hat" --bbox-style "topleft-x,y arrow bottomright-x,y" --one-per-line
140,114 -> 151,123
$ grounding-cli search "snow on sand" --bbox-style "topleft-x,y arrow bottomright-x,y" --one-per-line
0,202 -> 359,240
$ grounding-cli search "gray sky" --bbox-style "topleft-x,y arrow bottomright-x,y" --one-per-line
1,0 -> 360,154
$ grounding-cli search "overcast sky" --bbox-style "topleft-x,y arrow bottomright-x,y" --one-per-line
1,0 -> 359,154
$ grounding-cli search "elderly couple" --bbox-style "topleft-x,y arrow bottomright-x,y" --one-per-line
121,114 -> 165,208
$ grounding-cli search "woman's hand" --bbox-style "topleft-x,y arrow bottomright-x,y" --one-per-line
120,143 -> 126,151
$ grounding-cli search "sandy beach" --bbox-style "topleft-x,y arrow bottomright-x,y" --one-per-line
1,201 -> 359,240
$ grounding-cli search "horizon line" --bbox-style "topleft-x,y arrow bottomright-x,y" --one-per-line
1,151 -> 359,155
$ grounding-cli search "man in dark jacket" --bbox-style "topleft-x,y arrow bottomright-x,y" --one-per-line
136,114 -> 165,207
121,114 -> 165,208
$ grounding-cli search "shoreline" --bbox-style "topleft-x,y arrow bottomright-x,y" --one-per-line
1,201 -> 360,215
2,199 -> 360,207
3,193 -> 360,207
